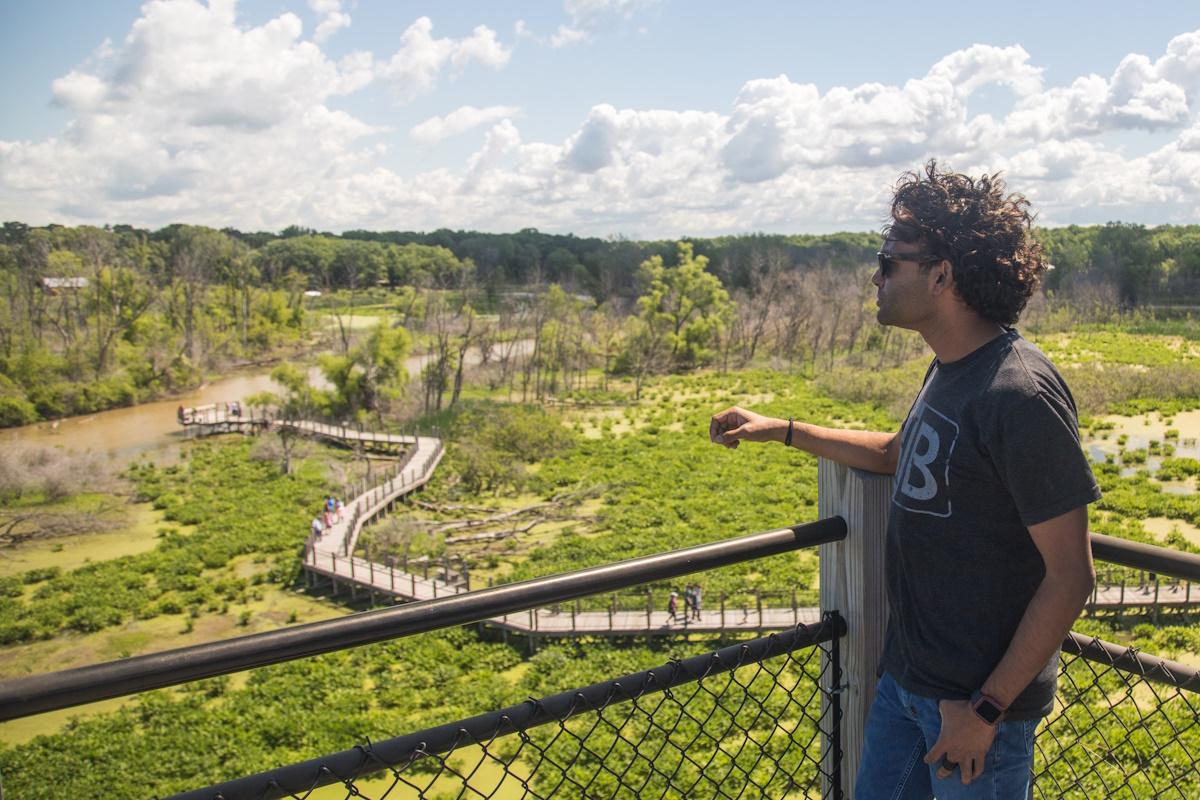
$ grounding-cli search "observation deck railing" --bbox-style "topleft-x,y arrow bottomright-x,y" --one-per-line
2,465 -> 1199,798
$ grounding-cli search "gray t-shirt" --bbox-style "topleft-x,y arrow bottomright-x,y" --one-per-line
879,329 -> 1101,719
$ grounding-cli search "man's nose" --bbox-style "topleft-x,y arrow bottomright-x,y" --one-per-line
871,268 -> 883,287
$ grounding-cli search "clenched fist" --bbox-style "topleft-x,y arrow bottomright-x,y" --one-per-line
709,406 -> 785,449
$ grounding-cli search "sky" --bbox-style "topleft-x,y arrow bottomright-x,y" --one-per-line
1,0 -> 1199,238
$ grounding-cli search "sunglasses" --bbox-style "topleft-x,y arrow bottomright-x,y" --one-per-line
876,251 -> 942,277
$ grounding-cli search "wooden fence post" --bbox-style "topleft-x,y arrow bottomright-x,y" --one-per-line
818,458 -> 892,800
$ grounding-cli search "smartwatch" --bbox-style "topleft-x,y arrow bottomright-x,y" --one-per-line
970,691 -> 1008,726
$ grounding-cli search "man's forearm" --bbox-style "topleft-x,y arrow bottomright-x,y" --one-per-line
980,569 -> 1094,708
791,421 -> 898,475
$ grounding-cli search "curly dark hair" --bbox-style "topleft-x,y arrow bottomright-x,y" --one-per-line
885,160 -> 1047,326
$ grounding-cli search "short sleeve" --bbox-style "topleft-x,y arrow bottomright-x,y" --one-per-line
991,390 -> 1102,527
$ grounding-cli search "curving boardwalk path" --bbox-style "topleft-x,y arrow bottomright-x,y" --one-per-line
182,407 -> 1199,640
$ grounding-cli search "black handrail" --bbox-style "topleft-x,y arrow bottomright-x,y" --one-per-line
0,517 -> 846,722
170,615 -> 847,800
1064,630 -> 1200,691
1091,531 -> 1200,582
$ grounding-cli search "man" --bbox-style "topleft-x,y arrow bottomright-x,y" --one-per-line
709,162 -> 1100,799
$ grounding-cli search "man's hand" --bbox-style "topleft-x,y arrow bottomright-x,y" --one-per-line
709,406 -> 783,449
923,699 -> 998,785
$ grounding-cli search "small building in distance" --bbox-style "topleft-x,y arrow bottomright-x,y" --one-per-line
41,277 -> 89,294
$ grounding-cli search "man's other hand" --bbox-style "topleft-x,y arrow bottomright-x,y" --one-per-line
923,699 -> 999,785
709,406 -> 782,449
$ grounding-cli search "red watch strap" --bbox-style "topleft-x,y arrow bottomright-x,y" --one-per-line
971,692 -> 1008,725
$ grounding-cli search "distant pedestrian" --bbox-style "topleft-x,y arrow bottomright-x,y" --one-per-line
683,585 -> 696,620
323,496 -> 334,529
336,497 -> 345,522
667,591 -> 679,623
311,516 -> 324,539
692,584 -> 703,621
176,405 -> 185,424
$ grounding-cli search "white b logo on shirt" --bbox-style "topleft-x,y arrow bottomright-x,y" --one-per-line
894,402 -> 959,517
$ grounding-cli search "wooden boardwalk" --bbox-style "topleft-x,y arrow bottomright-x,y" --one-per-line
182,406 -> 1200,640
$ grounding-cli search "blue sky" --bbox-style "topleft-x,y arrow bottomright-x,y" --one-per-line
2,1 -> 1199,236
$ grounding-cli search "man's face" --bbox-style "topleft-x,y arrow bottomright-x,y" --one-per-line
872,238 -> 940,329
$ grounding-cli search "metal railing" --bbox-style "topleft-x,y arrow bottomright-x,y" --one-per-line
0,518 -> 847,721
6,516 -> 1200,798
1030,533 -> 1200,799
173,615 -> 846,800
1035,632 -> 1200,798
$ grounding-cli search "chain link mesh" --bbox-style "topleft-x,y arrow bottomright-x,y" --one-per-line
182,622 -> 1200,800
200,617 -> 843,800
1034,633 -> 1200,800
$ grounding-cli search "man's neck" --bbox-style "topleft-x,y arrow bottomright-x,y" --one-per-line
920,312 -> 1007,364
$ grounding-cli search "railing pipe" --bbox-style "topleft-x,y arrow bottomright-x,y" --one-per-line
1092,531 -> 1200,582
0,518 -> 847,721
1064,630 -> 1200,691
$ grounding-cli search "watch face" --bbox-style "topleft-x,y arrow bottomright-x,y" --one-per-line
974,698 -> 1004,725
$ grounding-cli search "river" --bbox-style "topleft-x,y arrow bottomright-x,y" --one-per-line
1,340 -> 532,460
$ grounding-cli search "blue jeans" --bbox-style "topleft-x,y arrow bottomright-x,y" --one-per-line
855,673 -> 1036,800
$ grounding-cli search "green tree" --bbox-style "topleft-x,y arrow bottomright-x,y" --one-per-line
1093,222 -> 1155,306
320,322 -> 411,422
632,241 -> 732,370
246,363 -> 328,474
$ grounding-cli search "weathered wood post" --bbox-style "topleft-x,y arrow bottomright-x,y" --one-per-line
818,458 -> 892,800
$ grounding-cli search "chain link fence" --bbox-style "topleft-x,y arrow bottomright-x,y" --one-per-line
1034,632 -> 1200,799
175,620 -> 1200,800
176,616 -> 845,800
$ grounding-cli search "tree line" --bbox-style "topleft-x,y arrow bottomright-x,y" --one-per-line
3,219 -> 1199,428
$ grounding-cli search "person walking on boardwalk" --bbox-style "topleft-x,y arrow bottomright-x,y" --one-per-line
323,496 -> 335,531
691,584 -> 702,621
311,516 -> 324,539
667,590 -> 679,623
710,161 -> 1100,799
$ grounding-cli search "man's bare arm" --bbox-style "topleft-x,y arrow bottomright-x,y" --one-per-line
924,505 -> 1095,784
981,505 -> 1096,705
709,405 -> 899,475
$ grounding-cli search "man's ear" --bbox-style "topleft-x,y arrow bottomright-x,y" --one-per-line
930,259 -> 953,295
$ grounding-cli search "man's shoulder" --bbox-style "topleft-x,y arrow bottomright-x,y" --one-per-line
986,333 -> 1072,403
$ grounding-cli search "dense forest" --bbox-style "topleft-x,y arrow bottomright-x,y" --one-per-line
3,219 -> 1199,427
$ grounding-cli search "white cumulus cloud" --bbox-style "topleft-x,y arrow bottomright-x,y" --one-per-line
377,17 -> 511,102
410,105 -> 521,144
4,10 -> 1200,236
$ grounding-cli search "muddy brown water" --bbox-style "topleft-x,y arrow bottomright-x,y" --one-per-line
2,341 -> 531,461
